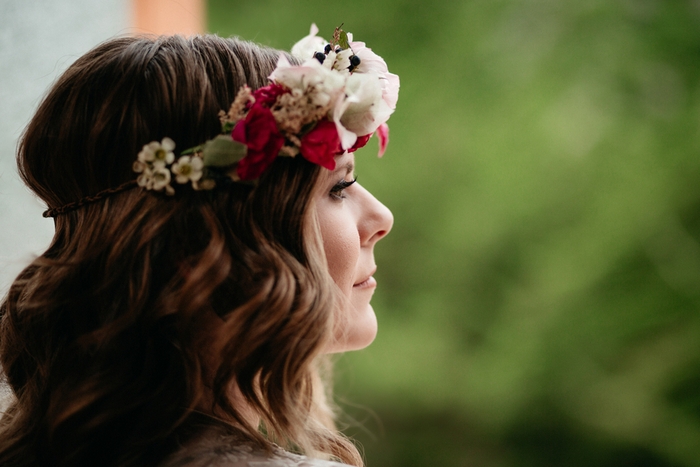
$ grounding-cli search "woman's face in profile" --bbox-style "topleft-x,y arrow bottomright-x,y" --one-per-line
316,152 -> 393,353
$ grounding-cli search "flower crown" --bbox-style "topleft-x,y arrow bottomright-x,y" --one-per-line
131,24 -> 399,197
43,24 -> 399,217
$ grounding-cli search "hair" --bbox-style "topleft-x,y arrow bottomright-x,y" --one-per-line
0,35 -> 363,467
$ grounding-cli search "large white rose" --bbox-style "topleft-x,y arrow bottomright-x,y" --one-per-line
337,72 -> 393,139
350,41 -> 400,110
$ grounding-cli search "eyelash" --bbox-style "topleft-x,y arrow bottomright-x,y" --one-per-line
330,177 -> 357,200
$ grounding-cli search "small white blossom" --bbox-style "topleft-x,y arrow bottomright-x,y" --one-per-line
137,145 -> 154,163
136,166 -> 154,188
138,138 -> 176,165
152,159 -> 167,170
133,160 -> 147,173
135,165 -> 173,195
171,156 -> 204,184
151,166 -> 174,195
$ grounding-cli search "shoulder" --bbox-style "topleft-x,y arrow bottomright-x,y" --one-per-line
160,433 -> 353,467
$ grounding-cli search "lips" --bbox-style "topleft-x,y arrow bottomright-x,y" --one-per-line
353,267 -> 377,288
353,276 -> 377,289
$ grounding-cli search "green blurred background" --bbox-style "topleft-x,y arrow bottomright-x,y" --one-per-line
209,1 -> 700,466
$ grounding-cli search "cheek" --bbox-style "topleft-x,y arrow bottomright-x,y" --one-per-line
318,208 -> 374,352
320,214 -> 360,292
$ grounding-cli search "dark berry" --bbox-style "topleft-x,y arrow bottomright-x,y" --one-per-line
335,47 -> 342,53
324,44 -> 332,54
350,55 -> 361,68
314,52 -> 326,64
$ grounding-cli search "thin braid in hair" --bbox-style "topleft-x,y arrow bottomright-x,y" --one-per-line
42,180 -> 138,218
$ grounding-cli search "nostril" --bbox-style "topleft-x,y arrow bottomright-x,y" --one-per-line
374,229 -> 388,242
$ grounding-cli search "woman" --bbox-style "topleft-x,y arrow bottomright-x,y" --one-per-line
0,24 -> 397,467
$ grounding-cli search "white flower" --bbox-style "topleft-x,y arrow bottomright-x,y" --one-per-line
322,50 -> 335,69
133,160 -> 148,173
136,165 -> 154,188
138,138 -> 176,165
151,166 -> 174,195
332,93 -> 358,150
171,155 -> 204,184
137,146 -> 154,163
290,23 -> 327,60
332,49 -> 353,72
333,72 -> 392,146
152,159 -> 167,170
136,164 -> 174,195
267,26 -> 399,153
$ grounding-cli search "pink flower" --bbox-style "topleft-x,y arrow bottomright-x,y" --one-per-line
300,120 -> 341,170
232,103 -> 285,180
376,122 -> 389,157
346,123 -> 389,157
349,41 -> 400,111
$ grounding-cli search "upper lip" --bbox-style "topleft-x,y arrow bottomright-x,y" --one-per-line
354,266 -> 377,286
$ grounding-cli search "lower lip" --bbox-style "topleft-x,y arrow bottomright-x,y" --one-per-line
353,276 -> 377,289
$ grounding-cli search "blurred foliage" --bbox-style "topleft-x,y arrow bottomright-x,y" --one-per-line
209,1 -> 700,466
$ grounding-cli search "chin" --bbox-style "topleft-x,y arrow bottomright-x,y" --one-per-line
326,303 -> 378,353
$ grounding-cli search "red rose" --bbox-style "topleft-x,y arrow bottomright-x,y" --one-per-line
232,103 -> 285,180
252,83 -> 288,107
299,120 -> 341,170
348,134 -> 371,153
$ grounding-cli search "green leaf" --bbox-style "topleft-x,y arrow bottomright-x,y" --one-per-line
338,30 -> 350,49
221,121 -> 236,133
202,135 -> 247,167
331,24 -> 350,49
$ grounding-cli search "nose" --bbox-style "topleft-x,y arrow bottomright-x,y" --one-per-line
356,183 -> 394,246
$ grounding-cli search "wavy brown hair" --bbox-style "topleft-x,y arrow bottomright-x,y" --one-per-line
0,35 -> 362,467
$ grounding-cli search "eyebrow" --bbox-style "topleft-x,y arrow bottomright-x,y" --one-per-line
335,161 -> 354,176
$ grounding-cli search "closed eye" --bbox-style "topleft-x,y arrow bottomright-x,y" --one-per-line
330,177 -> 357,200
